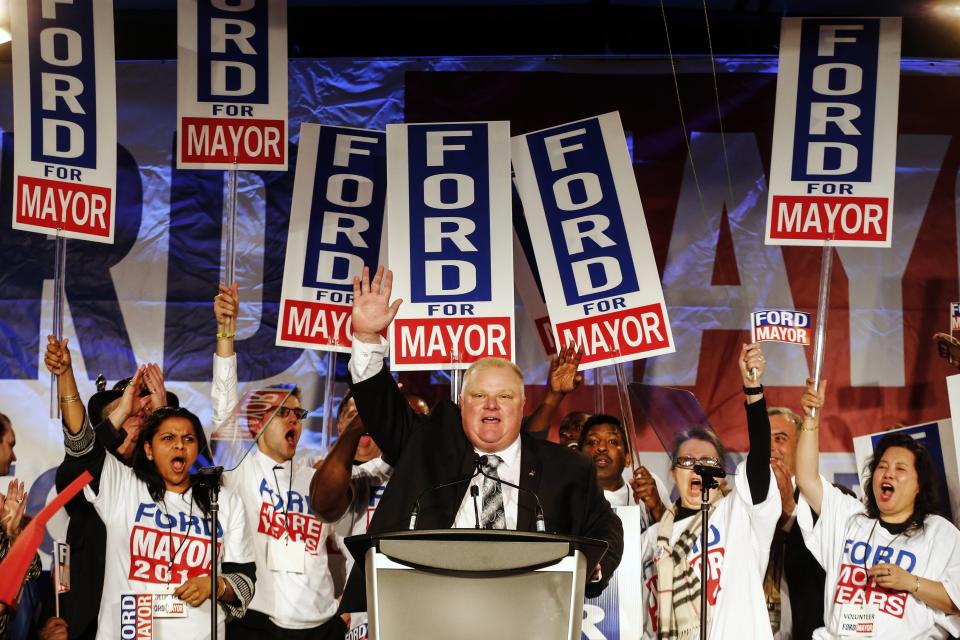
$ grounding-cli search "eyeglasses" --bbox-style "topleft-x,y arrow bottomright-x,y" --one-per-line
271,406 -> 309,421
673,456 -> 722,470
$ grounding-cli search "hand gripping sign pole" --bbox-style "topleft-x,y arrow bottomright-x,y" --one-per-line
50,232 -> 67,419
811,241 -> 834,417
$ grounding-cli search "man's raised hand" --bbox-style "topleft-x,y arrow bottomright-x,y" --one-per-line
548,343 -> 584,396
352,266 -> 402,344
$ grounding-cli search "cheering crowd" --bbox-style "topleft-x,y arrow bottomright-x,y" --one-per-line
1,265 -> 960,640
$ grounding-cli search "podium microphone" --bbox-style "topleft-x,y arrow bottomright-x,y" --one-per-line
408,456 -> 483,530
470,485 -> 481,528
476,455 -> 548,533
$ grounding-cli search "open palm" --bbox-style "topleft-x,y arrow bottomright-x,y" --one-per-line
352,266 -> 402,343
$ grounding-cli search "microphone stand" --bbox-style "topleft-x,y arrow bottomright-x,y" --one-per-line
693,463 -> 726,640
197,466 -> 224,640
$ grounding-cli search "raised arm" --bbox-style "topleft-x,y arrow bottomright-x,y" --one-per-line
309,408 -> 366,522
351,266 -> 402,346
215,282 -> 238,359
523,344 -> 583,436
211,282 -> 240,433
740,343 -> 772,504
795,378 -> 826,514
45,336 -> 84,433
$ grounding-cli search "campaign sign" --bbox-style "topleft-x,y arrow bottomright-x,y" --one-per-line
750,309 -> 812,345
582,506 -> 642,639
10,0 -> 117,244
951,303 -> 960,332
512,181 -> 555,357
853,419 -> 958,525
177,0 -> 288,170
277,125 -> 386,351
766,17 -> 901,247
119,593 -> 153,639
512,112 -> 674,369
386,121 -> 514,370
53,541 -> 70,594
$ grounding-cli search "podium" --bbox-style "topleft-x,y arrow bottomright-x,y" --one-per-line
346,529 -> 609,640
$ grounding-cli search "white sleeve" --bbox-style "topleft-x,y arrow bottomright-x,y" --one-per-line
83,452 -> 135,523
348,337 -> 390,383
211,353 -> 239,434
797,476 -> 862,568
931,520 -> 960,616
222,489 -> 255,565
731,460 -> 781,569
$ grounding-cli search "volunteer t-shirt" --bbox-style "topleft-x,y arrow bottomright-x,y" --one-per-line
798,477 -> 960,639
331,457 -> 393,640
86,453 -> 254,640
224,448 -> 337,629
641,461 -> 780,640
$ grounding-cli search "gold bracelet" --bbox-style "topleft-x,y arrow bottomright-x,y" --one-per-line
800,423 -> 819,432
914,576 -> 921,594
59,394 -> 81,403
216,330 -> 236,339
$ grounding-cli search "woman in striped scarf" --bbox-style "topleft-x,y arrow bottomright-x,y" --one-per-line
641,343 -> 781,639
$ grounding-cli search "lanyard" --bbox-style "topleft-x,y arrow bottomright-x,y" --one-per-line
159,491 -> 195,585
860,519 -> 905,575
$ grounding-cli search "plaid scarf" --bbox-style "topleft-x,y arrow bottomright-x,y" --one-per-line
655,504 -> 716,640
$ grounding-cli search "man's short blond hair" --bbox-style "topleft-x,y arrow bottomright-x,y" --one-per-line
461,357 -> 525,400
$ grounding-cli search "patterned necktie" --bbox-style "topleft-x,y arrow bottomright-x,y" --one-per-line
480,455 -> 506,530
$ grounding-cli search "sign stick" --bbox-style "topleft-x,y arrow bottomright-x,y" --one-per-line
449,351 -> 462,405
223,159 -> 239,287
593,367 -> 604,414
320,345 -> 338,455
810,241 -> 834,417
50,233 -> 66,419
613,356 -> 639,475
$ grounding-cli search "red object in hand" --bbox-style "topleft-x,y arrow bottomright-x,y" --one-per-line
0,471 -> 92,607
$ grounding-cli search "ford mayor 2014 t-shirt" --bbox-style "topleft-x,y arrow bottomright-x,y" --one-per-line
85,453 -> 254,640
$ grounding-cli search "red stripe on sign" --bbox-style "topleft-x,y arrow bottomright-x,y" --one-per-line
556,304 -> 670,364
180,117 -> 286,164
15,176 -> 112,237
394,317 -> 512,365
280,300 -> 352,346
769,195 -> 888,242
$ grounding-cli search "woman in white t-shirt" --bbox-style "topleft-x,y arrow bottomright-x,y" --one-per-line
63,367 -> 256,640
641,344 -> 781,639
795,381 -> 960,639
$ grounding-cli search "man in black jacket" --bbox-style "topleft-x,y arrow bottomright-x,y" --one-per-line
326,266 -> 623,613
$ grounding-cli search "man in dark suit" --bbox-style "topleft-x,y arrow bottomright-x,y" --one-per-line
324,266 -> 623,613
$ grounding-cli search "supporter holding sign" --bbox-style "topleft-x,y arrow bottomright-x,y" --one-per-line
796,381 -> 960,638
512,112 -> 674,369
386,121 -> 514,370
211,283 -> 350,639
59,367 -> 256,640
641,344 -> 779,639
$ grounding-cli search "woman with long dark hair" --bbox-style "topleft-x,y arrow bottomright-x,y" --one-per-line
796,380 -> 960,638
61,366 -> 256,640
641,344 -> 780,639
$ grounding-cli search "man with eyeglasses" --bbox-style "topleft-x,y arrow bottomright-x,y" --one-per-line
212,283 -> 347,640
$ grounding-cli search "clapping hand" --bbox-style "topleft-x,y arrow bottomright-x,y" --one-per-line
0,479 -> 28,540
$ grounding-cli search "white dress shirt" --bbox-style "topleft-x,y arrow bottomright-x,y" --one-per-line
453,437 -> 521,530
